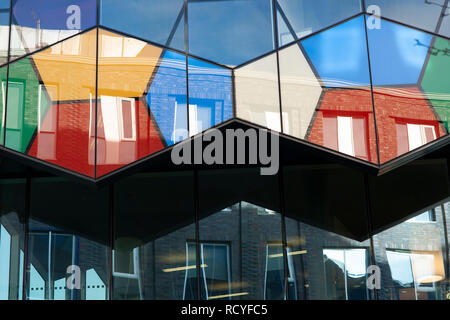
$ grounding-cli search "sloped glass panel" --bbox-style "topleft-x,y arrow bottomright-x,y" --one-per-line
99,0 -> 185,52
277,0 -> 362,46
235,53 -> 281,131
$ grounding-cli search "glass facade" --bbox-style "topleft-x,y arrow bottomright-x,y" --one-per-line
0,158 -> 449,300
0,0 -> 449,302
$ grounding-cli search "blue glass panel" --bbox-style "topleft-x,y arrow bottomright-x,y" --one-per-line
100,0 -> 185,51
188,0 -> 274,67
368,0 -> 446,36
188,57 -> 232,135
277,0 -> 361,46
302,16 -> 370,87
367,18 -> 433,86
147,50 -> 187,146
10,0 -> 96,59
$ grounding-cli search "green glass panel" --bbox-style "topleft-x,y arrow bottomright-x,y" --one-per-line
0,65 -> 6,144
421,37 -> 450,132
5,58 -> 51,153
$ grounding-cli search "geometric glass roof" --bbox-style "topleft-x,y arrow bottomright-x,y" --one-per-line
0,1 -> 448,182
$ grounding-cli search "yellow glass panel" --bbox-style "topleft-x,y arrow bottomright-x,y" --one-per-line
32,29 -> 97,102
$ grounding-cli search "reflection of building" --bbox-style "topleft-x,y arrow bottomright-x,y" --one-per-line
0,0 -> 450,302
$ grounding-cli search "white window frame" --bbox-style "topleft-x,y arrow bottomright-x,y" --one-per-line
117,97 -> 136,141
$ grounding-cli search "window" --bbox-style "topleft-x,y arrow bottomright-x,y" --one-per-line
184,242 -> 231,300
323,248 -> 368,300
386,249 -> 445,300
396,122 -> 437,155
264,244 -> 297,300
323,115 -> 369,160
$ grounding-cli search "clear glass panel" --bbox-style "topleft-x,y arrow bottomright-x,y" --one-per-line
99,0 -> 185,52
10,0 -> 96,60
372,201 -> 449,300
235,53 -> 281,131
113,172 -> 197,300
276,0 -> 362,46
0,64 -> 6,144
367,0 -> 448,37
0,0 -> 9,65
0,179 -> 25,300
187,57 -> 232,136
187,0 -> 275,67
96,29 -> 173,177
283,165 -> 373,300
420,36 -> 450,136
367,18 -> 449,163
198,169 -> 285,300
146,50 -> 188,148
27,177 -> 110,300
6,30 -> 97,177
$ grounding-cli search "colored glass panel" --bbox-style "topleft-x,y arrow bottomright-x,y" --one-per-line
0,0 -> 10,65
367,0 -> 447,37
367,18 -> 433,86
373,87 -> 446,163
100,0 -> 185,52
10,0 -> 96,60
235,53 -> 281,131
147,49 -> 188,147
307,89 -> 378,164
12,30 -> 97,177
277,0 -> 362,46
5,58 -> 50,154
278,43 -> 322,140
188,0 -> 274,67
302,16 -> 370,87
96,29 -> 166,178
187,57 -> 232,136
421,37 -> 450,132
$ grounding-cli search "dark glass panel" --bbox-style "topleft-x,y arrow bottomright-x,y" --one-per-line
276,0 -> 361,46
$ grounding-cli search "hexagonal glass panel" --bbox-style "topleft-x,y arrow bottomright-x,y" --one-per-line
9,0 -> 96,61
